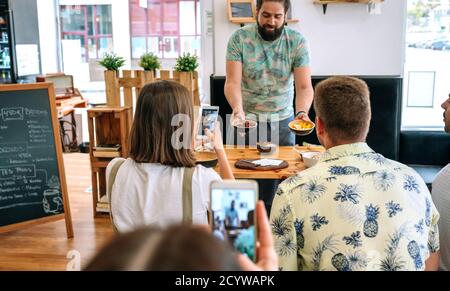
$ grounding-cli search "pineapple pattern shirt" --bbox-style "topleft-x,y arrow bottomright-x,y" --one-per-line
270,143 -> 440,271
226,24 -> 310,122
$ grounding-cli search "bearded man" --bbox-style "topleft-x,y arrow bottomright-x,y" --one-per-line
225,0 -> 313,147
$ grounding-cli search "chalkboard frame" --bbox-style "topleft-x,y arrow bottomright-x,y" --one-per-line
227,0 -> 256,23
0,83 -> 73,238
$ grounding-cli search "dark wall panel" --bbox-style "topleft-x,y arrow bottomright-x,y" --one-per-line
400,131 -> 450,166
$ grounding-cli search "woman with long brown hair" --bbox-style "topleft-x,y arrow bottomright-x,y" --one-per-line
107,80 -> 233,232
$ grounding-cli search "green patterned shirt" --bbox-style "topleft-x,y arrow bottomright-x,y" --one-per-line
226,24 -> 310,121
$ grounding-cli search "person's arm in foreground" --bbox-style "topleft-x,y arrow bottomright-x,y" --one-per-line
238,201 -> 278,271
425,222 -> 440,271
205,126 -> 234,180
425,251 -> 440,271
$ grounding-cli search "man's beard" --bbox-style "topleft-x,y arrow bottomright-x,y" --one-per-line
257,21 -> 284,41
444,112 -> 449,133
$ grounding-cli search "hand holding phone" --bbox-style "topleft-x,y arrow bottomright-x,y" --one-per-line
204,124 -> 224,151
210,180 -> 258,261
236,201 -> 278,271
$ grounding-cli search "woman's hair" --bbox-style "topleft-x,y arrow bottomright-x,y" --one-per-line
129,80 -> 196,167
84,225 -> 242,271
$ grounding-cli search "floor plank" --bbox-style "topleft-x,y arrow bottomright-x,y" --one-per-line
0,153 -> 114,271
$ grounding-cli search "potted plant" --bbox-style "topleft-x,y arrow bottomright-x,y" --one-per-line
173,53 -> 200,106
99,52 -> 126,72
174,53 -> 199,72
99,52 -> 126,106
139,52 -> 161,72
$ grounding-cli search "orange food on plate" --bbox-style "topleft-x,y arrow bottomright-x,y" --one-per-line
289,120 -> 314,130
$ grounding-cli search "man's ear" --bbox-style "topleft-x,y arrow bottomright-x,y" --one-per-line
316,116 -> 325,135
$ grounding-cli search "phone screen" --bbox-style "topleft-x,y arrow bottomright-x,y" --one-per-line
198,107 -> 219,137
210,183 -> 257,261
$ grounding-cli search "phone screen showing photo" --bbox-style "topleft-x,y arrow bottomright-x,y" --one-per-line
198,107 -> 219,136
211,188 -> 256,261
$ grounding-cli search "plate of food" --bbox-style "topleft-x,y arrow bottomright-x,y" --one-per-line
288,120 -> 315,136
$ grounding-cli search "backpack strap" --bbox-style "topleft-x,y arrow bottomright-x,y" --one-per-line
107,158 -> 126,232
182,167 -> 195,224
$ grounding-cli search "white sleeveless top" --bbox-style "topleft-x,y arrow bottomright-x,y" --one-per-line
106,158 -> 221,233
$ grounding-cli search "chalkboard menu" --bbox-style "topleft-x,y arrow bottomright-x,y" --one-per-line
0,83 -> 73,237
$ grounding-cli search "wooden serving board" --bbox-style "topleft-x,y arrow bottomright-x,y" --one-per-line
235,159 -> 289,171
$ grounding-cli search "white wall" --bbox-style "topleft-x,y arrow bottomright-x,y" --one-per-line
37,0 -> 60,74
213,0 -> 407,76
200,0 -> 214,103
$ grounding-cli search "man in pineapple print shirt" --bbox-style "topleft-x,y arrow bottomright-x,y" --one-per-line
270,76 -> 440,271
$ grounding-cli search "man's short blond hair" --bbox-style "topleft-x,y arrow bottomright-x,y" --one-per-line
314,76 -> 371,142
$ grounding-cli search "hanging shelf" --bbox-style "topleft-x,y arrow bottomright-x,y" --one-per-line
313,0 -> 384,15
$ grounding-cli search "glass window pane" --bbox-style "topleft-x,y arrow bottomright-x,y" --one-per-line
98,37 -> 114,58
163,36 -> 178,58
97,5 -> 113,35
130,0 -> 147,35
88,38 -> 97,59
163,1 -> 178,35
87,6 -> 94,36
148,37 -> 163,58
403,1 -> 450,128
148,2 -> 161,35
61,5 -> 85,32
196,1 -> 201,36
132,37 -> 146,59
180,36 -> 200,57
179,1 -> 195,35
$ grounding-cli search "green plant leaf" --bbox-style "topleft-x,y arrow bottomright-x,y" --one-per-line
174,53 -> 199,72
98,52 -> 126,71
139,52 -> 161,71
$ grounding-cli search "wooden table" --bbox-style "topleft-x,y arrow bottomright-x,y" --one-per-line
219,145 -> 325,180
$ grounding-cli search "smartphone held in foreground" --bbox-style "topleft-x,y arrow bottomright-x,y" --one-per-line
210,180 -> 258,261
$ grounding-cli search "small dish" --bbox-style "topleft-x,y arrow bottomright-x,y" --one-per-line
301,151 -> 321,168
256,142 -> 277,153
292,146 -> 321,168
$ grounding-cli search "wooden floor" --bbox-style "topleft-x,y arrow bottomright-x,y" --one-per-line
0,153 -> 114,271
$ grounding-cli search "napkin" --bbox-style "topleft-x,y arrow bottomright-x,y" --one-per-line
251,159 -> 283,167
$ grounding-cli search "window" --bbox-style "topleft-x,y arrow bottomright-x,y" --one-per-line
129,0 -> 201,61
60,5 -> 113,61
403,0 -> 450,129
60,5 -> 113,82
